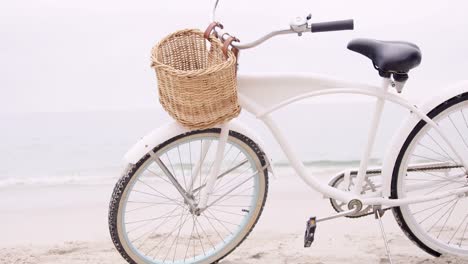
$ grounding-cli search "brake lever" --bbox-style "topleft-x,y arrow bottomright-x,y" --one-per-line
290,13 -> 312,35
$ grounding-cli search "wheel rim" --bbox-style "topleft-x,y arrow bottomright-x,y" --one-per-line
117,132 -> 265,263
397,100 -> 468,255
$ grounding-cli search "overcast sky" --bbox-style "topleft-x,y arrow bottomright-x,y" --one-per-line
2,0 -> 468,113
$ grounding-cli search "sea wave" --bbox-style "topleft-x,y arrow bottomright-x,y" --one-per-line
273,159 -> 381,168
0,175 -> 119,188
0,159 -> 382,187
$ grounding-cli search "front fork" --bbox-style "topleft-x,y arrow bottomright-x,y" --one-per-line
197,123 -> 230,209
153,123 -> 231,214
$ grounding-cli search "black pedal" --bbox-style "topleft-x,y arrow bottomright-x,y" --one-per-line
304,217 -> 317,248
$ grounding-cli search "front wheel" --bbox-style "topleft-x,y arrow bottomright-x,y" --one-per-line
392,93 -> 468,256
109,128 -> 269,264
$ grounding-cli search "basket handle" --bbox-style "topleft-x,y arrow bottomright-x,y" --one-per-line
204,22 -> 239,60
222,36 -> 239,59
204,22 -> 224,39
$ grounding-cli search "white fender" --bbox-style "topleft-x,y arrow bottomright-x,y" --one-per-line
381,80 -> 468,197
123,120 -> 275,174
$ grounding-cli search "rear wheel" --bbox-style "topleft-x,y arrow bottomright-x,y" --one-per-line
109,128 -> 268,263
392,93 -> 468,256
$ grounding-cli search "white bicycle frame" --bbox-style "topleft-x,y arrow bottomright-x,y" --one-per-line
124,72 -> 468,212
236,73 -> 468,208
124,0 -> 468,213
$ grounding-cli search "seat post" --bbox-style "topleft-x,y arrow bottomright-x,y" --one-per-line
353,78 -> 391,195
392,73 -> 408,93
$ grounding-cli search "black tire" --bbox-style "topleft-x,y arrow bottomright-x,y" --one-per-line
391,92 -> 468,257
109,128 -> 269,264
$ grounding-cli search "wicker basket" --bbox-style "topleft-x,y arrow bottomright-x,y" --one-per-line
151,29 -> 241,130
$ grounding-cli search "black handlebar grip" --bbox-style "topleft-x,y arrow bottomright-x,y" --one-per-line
311,19 -> 354,33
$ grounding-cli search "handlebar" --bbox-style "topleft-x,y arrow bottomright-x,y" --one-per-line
213,18 -> 354,50
311,19 -> 354,33
210,0 -> 354,50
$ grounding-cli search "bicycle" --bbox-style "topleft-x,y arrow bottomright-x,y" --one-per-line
108,1 -> 468,263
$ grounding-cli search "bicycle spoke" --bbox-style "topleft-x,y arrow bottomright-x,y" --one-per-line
207,175 -> 256,209
212,186 -> 254,206
165,152 -> 178,182
188,141 -> 193,184
131,189 -> 182,201
198,139 -> 204,202
426,200 -> 458,232
193,216 -> 206,257
418,142 -> 455,161
202,212 -> 226,243
209,207 -> 247,217
136,179 -> 183,205
416,170 -> 464,182
426,132 -> 459,165
206,209 -> 235,234
425,132 -> 466,173
411,153 -> 455,165
448,114 -> 468,151
461,109 -> 468,130
127,206 -> 181,235
126,213 -> 186,225
203,215 -> 240,227
194,216 -> 216,251
448,214 -> 468,244
214,149 -> 242,189
126,203 -> 160,214
153,212 -> 190,259
132,206 -> 183,246
192,159 -> 249,195
210,204 -> 251,208
213,165 -> 252,193
165,211 -> 191,262
411,198 -> 457,216
418,199 -> 457,225
405,178 -> 465,183
436,200 -> 459,238
147,168 -> 174,185
184,216 -> 196,262
127,201 -> 183,205
146,210 -> 189,257
210,194 -> 254,197
177,145 -> 187,190
460,220 -> 468,247
423,181 -> 460,196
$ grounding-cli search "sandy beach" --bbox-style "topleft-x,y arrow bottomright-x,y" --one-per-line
1,167 -> 467,264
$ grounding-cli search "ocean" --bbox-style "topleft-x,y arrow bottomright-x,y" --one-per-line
0,100 -> 406,187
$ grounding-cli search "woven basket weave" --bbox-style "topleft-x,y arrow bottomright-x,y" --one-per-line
151,29 -> 241,130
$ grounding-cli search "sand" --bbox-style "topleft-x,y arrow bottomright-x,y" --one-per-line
1,168 -> 468,264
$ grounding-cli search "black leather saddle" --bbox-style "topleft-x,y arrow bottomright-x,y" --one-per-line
347,38 -> 422,78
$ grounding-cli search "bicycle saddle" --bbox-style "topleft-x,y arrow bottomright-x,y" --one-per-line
347,38 -> 422,75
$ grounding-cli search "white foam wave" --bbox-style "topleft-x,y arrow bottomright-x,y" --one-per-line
0,175 -> 118,188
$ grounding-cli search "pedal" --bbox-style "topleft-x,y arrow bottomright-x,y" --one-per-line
304,217 -> 317,248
